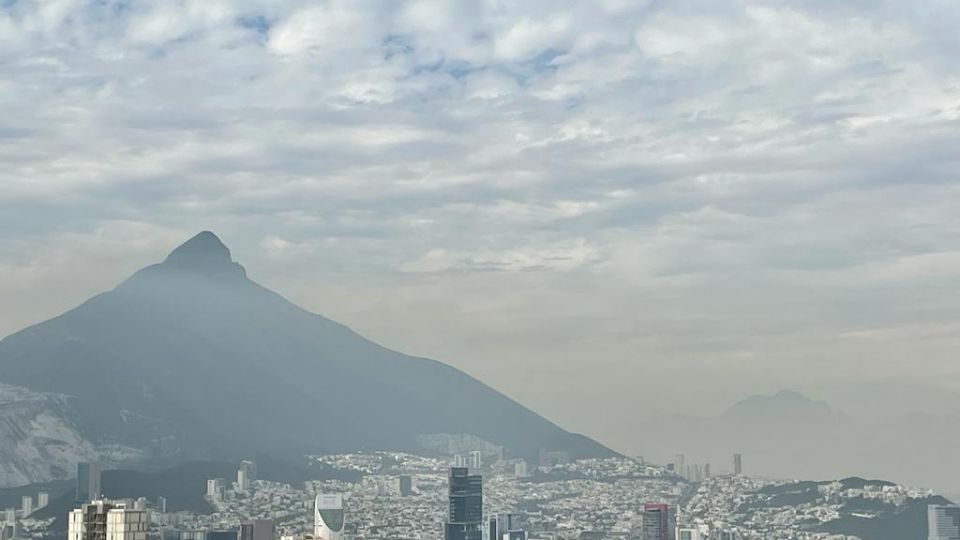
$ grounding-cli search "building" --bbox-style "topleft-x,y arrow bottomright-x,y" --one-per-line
514,461 -> 528,479
454,455 -> 468,468
538,449 -> 570,468
20,496 -> 32,517
640,503 -> 674,540
240,520 -> 274,540
399,475 -> 414,497
69,500 -> 148,540
489,514 -> 526,540
468,451 -> 483,469
676,528 -> 700,540
105,505 -> 149,540
674,455 -> 685,478
445,468 -> 483,540
929,504 -> 960,540
207,531 -> 237,540
77,463 -> 102,503
314,494 -> 344,540
38,491 -> 50,509
238,461 -> 257,492
206,479 -> 226,502
732,454 -> 742,476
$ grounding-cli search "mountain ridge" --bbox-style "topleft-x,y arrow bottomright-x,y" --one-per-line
0,232 -> 615,486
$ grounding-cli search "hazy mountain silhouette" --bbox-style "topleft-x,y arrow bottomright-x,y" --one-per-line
637,390 -> 960,492
0,232 -> 613,485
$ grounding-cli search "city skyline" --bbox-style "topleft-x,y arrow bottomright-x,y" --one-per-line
1,1 -> 958,538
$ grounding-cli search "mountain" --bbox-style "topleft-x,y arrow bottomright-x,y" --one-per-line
0,232 -> 614,486
636,391 -> 960,491
720,390 -> 840,424
0,383 -> 98,486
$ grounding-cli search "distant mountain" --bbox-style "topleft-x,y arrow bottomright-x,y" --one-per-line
636,391 -> 960,491
720,390 -> 840,424
0,232 -> 614,486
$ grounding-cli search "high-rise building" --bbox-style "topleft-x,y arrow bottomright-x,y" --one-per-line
675,528 -> 700,540
732,454 -> 742,476
454,455 -> 468,468
703,464 -> 710,479
240,520 -> 274,540
206,479 -> 225,502
489,513 -> 526,540
69,500 -> 148,540
640,504 -> 674,540
468,451 -> 483,470
514,461 -> 528,479
238,461 -> 257,492
929,504 -> 960,540
674,455 -> 685,478
105,505 -> 148,540
445,468 -> 483,540
4,509 -> 15,523
38,491 -> 50,509
314,494 -> 344,540
20,496 -> 32,517
399,475 -> 414,497
77,463 -> 102,503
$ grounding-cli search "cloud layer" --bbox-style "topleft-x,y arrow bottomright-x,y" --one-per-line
2,0 -> 960,456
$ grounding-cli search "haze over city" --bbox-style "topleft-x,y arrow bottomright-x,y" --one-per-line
1,2 -> 960,540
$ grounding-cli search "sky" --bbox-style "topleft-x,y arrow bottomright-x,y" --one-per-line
1,0 -> 960,454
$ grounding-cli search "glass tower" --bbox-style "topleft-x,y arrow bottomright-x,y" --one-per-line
445,468 -> 483,540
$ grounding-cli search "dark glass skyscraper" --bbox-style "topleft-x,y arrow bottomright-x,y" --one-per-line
76,463 -> 101,503
640,503 -> 674,540
445,468 -> 483,540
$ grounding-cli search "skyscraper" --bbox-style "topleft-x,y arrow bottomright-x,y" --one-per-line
238,461 -> 257,492
314,494 -> 345,540
640,503 -> 674,540
674,455 -> 685,479
732,454 -> 742,476
105,504 -> 149,540
38,491 -> 50,509
77,463 -> 102,503
445,468 -> 483,540
489,513 -> 526,540
399,475 -> 414,497
468,451 -> 483,469
68,500 -> 147,540
206,479 -> 226,502
929,505 -> 960,540
20,497 -> 32,517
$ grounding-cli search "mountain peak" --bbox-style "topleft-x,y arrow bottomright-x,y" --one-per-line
722,390 -> 838,423
161,231 -> 246,279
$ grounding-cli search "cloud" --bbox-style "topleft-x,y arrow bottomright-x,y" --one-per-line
2,0 -> 960,452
